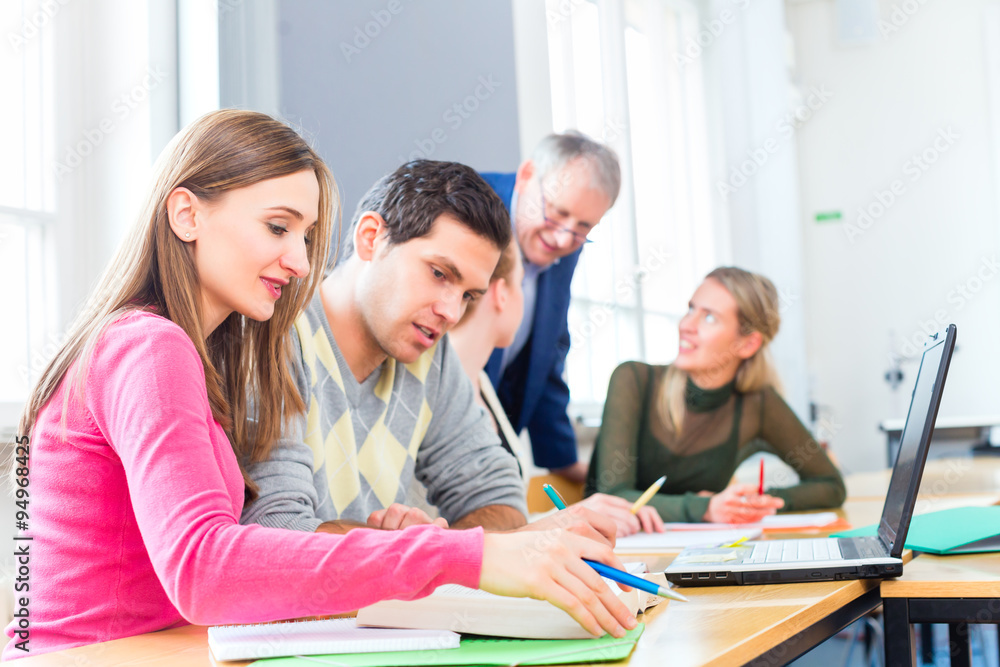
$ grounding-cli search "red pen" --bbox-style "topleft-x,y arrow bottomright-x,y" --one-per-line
758,458 -> 765,495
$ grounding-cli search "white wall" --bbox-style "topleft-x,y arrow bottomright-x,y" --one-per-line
511,0 -> 554,157
788,0 -> 1000,473
701,0 -> 813,422
52,0 -> 179,329
276,0 -> 523,227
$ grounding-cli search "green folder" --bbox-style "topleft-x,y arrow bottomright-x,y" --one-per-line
832,506 -> 1000,555
249,624 -> 643,667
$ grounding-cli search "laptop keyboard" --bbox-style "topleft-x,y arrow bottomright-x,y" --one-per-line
745,538 -> 843,564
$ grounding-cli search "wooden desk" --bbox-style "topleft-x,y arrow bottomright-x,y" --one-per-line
881,553 -> 1000,667
15,624 -> 232,666
14,503 -> 894,667
840,476 -> 1000,667
16,499 -> 998,666
622,562 -> 881,666
845,457 -> 1000,500
12,562 -> 881,667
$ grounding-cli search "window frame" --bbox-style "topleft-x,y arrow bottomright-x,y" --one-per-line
542,0 -> 721,418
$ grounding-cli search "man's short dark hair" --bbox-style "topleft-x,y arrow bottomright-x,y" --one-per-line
340,160 -> 511,260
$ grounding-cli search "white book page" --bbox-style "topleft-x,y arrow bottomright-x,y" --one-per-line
615,528 -> 762,552
659,512 -> 840,531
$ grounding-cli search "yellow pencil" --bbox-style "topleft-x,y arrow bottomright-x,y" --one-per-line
630,475 -> 667,514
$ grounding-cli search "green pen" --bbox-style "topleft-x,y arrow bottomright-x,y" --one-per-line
542,483 -> 568,510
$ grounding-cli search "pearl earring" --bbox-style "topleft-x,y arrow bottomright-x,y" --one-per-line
185,232 -> 190,239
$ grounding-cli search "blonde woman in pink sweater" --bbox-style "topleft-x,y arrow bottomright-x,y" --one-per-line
4,110 -> 634,659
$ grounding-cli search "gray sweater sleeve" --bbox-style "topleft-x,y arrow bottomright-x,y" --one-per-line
240,334 -> 329,533
414,336 -> 527,523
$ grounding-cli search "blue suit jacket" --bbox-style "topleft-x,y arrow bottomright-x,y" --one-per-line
479,172 -> 580,470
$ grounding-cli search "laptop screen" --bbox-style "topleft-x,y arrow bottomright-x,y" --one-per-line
877,325 -> 955,557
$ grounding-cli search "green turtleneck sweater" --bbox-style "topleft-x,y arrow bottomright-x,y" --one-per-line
584,362 -> 847,522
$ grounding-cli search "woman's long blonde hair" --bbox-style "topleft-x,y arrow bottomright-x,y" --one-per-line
659,267 -> 782,433
17,109 -> 338,501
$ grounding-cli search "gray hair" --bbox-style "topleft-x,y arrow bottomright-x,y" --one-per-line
530,131 -> 621,206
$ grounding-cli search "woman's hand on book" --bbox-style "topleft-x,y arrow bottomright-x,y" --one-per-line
703,483 -> 784,523
479,531 -> 638,638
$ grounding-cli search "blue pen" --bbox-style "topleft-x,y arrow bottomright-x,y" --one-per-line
541,484 -> 688,602
542,483 -> 568,510
584,559 -> 689,602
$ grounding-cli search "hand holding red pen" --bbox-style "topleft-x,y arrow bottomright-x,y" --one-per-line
703,483 -> 784,523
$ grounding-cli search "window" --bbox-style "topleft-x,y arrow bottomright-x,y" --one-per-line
1,1 -> 57,424
546,0 -> 718,414
1,0 -> 181,431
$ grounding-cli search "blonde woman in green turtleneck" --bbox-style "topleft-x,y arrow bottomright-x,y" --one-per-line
585,267 -> 846,523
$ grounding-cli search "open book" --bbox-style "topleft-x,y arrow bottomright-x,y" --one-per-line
356,564 -> 666,640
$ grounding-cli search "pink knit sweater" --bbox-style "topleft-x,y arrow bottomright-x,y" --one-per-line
3,311 -> 483,659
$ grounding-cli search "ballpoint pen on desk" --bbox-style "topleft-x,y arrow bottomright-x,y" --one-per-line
758,458 -> 765,496
583,558 -> 690,602
583,559 -> 689,602
542,483 -> 688,603
630,475 -> 667,514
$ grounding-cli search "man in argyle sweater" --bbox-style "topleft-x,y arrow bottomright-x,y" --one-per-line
242,160 -> 527,532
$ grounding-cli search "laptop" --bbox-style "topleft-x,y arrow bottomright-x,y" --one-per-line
665,324 -> 956,586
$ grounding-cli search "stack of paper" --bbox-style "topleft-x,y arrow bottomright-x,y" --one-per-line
207,618 -> 458,661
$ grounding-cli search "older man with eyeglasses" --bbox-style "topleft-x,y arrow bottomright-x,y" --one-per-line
480,131 -> 621,483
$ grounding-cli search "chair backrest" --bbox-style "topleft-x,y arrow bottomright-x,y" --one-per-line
526,474 -> 584,514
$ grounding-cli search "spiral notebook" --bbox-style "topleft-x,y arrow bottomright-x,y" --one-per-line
207,618 -> 460,661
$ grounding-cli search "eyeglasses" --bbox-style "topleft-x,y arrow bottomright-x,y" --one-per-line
540,192 -> 593,246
